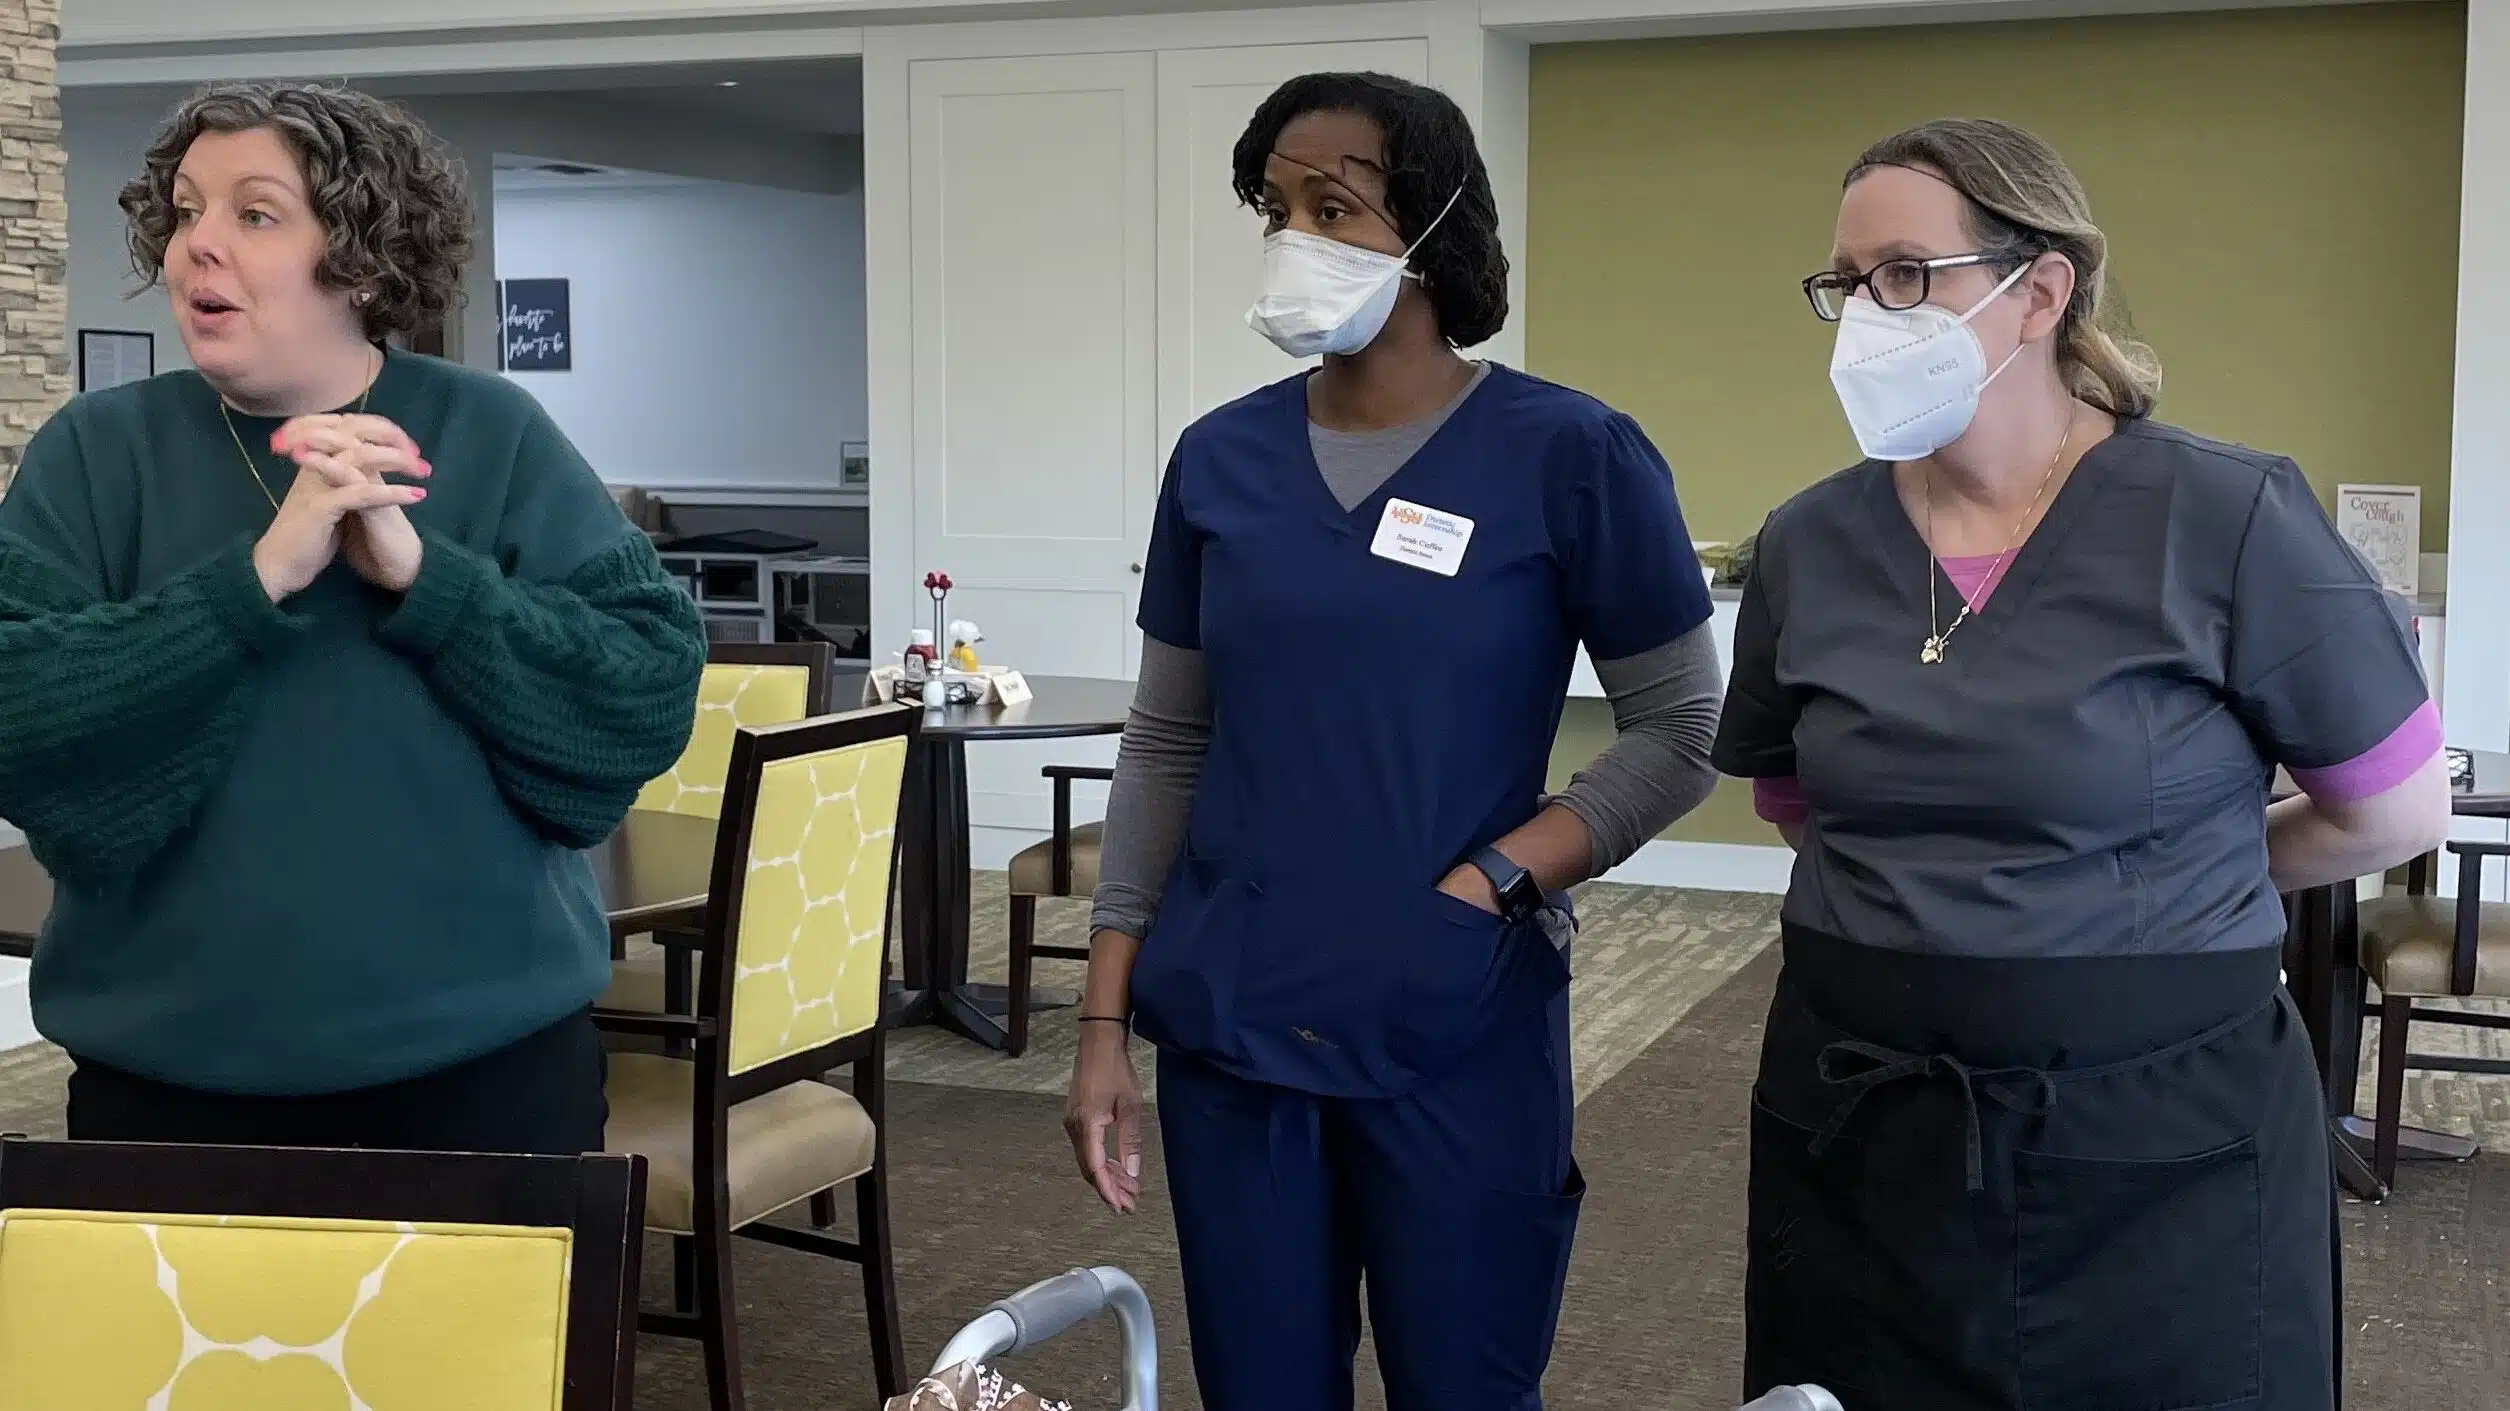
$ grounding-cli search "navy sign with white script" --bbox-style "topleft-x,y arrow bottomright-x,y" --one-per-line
501,278 -> 571,372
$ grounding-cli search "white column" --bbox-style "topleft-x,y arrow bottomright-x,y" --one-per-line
453,141 -> 500,372
2442,0 -> 2510,884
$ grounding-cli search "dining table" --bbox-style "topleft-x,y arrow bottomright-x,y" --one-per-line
2281,747 -> 2510,1203
888,674 -> 1136,1051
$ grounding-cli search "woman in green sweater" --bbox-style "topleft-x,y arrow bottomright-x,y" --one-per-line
0,82 -> 706,1154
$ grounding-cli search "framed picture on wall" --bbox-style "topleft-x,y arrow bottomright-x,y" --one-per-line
77,329 -> 153,392
501,277 -> 571,372
840,441 -> 870,490
2335,483 -> 2421,597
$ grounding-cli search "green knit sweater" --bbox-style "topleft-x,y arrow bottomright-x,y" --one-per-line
0,349 -> 705,1096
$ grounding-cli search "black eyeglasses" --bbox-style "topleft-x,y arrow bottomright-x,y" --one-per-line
1801,252 -> 2009,322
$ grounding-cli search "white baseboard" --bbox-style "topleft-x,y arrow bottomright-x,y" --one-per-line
1599,839 -> 1795,894
972,826 -> 1794,897
0,958 -> 34,1053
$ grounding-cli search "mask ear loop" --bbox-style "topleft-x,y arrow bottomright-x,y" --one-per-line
1953,257 -> 2036,325
1398,184 -> 1466,264
1965,254 -> 2058,392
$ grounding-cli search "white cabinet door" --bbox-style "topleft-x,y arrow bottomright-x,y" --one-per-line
909,52 -> 1159,833
1153,40 -> 1432,466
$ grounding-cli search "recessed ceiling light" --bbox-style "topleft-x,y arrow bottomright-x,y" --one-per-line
717,80 -> 740,87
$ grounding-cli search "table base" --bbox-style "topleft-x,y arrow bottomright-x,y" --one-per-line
2331,1127 -> 2386,1203
886,982 -> 1081,1052
2337,1115 -> 2481,1162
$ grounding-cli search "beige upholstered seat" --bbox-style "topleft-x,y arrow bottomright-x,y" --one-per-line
600,949 -> 671,1014
1007,820 -> 1103,898
2350,842 -> 2510,1192
603,1052 -> 877,1236
2357,895 -> 2510,997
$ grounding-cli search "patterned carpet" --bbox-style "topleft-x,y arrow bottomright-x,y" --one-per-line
884,873 -> 1785,1103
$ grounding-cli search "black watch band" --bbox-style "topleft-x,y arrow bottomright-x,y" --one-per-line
1470,845 -> 1543,923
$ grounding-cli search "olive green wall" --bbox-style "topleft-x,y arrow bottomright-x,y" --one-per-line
1529,3 -> 2467,850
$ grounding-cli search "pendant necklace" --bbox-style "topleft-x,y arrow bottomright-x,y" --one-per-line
1920,411 -> 2075,665
217,347 -> 381,515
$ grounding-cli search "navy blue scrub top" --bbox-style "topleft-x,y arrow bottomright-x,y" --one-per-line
1712,418 -> 2434,960
1128,365 -> 1710,1097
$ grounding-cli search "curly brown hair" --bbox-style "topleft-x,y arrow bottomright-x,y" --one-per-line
120,82 -> 475,341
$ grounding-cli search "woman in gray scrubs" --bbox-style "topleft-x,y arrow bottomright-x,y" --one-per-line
1715,117 -> 2450,1411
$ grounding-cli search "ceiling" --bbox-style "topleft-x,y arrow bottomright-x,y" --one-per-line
363,57 -> 863,137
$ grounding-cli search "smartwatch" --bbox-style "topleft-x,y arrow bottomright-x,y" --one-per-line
1469,845 -> 1543,924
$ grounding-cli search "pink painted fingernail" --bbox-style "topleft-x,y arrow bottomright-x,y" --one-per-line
407,488 -> 427,501
269,431 -> 287,451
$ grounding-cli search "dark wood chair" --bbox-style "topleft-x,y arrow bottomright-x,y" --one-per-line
594,703 -> 917,1411
1002,764 -> 1113,1057
2353,842 -> 2510,1185
0,1135 -> 645,1410
609,640 -> 841,1026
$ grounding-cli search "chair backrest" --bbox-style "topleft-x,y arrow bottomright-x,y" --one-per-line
0,1137 -> 644,1411
699,703 -> 916,1083
637,642 -> 838,820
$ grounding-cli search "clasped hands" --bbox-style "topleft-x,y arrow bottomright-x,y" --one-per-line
250,412 -> 432,602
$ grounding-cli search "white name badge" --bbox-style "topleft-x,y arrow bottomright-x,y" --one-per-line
1369,497 -> 1475,577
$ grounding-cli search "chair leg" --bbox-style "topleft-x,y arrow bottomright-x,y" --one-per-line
673,1235 -> 696,1316
665,948 -> 695,1059
809,1190 -> 837,1229
858,1160 -> 907,1399
2374,992 -> 2412,1188
1005,892 -> 1039,1059
696,1206 -> 746,1411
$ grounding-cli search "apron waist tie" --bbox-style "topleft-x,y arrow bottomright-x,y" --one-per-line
1809,1040 -> 2060,1193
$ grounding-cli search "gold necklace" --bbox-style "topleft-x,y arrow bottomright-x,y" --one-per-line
1920,411 -> 2075,665
217,349 -> 381,514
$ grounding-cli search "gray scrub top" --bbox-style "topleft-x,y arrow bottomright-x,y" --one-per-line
1712,418 -> 2431,958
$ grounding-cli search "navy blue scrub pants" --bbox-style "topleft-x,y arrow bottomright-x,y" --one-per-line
1157,993 -> 1582,1410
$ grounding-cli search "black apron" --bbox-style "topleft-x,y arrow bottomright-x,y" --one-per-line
1744,925 -> 2338,1411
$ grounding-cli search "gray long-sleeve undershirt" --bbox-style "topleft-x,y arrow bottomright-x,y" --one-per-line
1087,362 -> 1723,939
1087,628 -> 1724,939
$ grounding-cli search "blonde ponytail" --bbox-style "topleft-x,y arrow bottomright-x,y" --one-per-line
2063,318 -> 2162,419
1851,118 -> 2163,418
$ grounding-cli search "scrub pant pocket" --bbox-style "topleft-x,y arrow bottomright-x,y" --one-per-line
2014,1139 -> 2264,1411
1357,1158 -> 1586,1409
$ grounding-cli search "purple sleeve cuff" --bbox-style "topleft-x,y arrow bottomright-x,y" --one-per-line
1754,775 -> 1809,827
2289,700 -> 2443,805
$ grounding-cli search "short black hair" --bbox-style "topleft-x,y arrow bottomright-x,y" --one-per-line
1230,72 -> 1508,349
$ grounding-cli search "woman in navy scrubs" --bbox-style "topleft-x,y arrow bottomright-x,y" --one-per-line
1062,73 -> 1723,1409
1716,117 -> 2451,1410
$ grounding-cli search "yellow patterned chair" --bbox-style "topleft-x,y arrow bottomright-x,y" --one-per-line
607,642 -> 837,1021
596,703 -> 915,1411
0,1135 -> 645,1411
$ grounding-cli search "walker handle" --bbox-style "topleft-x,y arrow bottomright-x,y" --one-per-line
989,1267 -> 1117,1348
947,1266 -> 1155,1411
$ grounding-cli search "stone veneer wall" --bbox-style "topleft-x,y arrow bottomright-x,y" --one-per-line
0,0 -> 66,495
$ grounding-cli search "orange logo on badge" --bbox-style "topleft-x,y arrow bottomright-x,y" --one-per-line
1390,504 -> 1424,526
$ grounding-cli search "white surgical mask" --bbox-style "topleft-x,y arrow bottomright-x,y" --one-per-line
1827,263 -> 2032,461
1245,186 -> 1462,359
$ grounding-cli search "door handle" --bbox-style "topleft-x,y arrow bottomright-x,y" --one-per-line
1129,562 -> 1143,575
